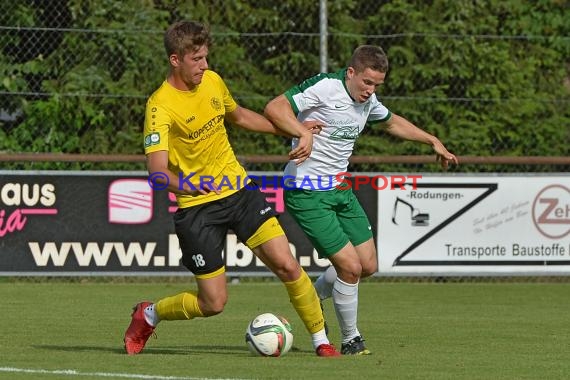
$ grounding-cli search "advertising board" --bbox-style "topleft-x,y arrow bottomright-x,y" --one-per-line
1,171 -> 567,276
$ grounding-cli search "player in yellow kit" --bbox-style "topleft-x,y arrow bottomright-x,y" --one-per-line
123,20 -> 340,357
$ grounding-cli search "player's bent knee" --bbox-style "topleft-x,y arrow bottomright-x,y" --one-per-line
199,299 -> 226,316
272,258 -> 302,282
361,262 -> 378,278
336,263 -> 362,283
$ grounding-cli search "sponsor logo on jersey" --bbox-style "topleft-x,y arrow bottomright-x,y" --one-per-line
329,126 -> 359,140
189,115 -> 224,141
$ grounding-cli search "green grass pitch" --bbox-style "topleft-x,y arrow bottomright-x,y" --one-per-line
1,278 -> 569,380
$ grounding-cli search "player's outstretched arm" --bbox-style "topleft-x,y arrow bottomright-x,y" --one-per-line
226,105 -> 285,135
384,113 -> 459,170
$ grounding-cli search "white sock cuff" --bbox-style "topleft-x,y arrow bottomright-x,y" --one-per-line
333,278 -> 359,296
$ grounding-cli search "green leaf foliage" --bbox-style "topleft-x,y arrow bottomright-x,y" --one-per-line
0,0 -> 568,171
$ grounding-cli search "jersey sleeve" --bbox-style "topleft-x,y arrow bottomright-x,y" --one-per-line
283,73 -> 328,114
143,101 -> 171,154
367,97 -> 392,125
219,80 -> 237,114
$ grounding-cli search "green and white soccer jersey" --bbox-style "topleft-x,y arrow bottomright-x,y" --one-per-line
283,68 -> 391,190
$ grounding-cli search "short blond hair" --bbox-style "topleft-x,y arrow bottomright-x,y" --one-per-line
164,20 -> 212,58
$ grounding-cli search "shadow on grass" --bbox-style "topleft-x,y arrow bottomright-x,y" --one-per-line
32,344 -> 309,356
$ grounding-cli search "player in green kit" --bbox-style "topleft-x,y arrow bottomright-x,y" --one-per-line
265,45 -> 458,355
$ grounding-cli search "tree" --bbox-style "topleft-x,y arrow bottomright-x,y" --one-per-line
0,0 -> 568,171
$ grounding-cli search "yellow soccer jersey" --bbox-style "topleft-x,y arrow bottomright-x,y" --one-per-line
143,70 -> 248,208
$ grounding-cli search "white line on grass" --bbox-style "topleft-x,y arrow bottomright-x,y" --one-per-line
0,367 -> 249,380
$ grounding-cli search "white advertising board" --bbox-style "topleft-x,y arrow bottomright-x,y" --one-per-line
377,175 -> 570,275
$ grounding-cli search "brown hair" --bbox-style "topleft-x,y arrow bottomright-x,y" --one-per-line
349,45 -> 389,73
163,20 -> 212,58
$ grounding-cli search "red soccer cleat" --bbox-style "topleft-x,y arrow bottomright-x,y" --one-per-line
124,302 -> 156,355
316,343 -> 341,357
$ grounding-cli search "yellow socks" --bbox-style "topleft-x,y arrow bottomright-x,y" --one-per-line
155,291 -> 204,320
284,270 -> 325,334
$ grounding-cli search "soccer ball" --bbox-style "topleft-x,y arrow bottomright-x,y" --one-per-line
245,312 -> 294,357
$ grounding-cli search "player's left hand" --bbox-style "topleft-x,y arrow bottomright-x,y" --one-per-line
433,141 -> 459,170
289,131 -> 313,165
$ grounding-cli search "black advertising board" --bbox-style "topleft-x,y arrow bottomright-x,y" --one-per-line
0,171 -> 377,276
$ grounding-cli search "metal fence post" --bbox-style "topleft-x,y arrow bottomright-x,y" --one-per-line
319,0 -> 328,73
